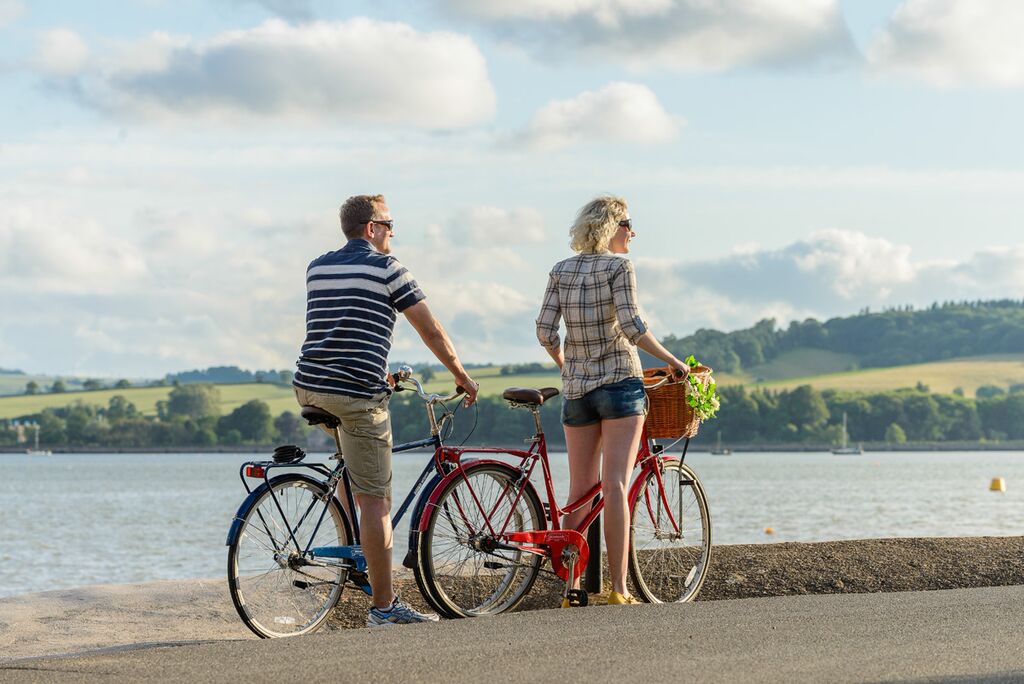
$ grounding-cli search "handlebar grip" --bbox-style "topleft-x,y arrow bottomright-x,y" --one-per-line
455,385 -> 466,395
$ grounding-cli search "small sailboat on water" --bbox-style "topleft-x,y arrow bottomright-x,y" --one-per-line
25,422 -> 52,456
710,430 -> 731,455
832,412 -> 862,455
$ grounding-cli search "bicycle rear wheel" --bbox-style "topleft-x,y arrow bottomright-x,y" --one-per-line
227,473 -> 351,638
416,461 -> 544,618
629,458 -> 711,603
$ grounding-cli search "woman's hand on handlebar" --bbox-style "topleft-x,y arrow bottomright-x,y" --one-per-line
668,358 -> 691,381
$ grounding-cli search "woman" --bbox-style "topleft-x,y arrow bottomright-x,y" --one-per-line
536,195 -> 690,605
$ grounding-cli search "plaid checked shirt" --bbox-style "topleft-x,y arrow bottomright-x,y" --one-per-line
535,253 -> 648,400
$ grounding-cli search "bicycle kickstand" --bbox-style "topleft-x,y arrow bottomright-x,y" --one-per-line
560,548 -> 589,608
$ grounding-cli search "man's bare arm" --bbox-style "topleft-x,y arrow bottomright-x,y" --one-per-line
402,300 -> 479,405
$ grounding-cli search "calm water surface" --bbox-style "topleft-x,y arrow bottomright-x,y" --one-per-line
2,450 -> 1023,598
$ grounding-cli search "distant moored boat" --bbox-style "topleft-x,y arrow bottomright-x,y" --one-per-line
832,412 -> 863,455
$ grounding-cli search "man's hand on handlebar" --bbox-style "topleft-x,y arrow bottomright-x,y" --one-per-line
455,374 -> 479,408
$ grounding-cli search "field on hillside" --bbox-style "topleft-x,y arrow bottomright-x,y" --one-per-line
0,374 -> 83,396
754,354 -> 1024,396
0,366 -> 566,420
6,353 -> 1023,420
743,348 -> 858,382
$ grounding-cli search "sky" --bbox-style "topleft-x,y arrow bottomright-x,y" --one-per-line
2,0 -> 1024,378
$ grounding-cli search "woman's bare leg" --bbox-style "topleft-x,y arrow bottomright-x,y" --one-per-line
599,415 -> 644,595
563,422 -> 602,589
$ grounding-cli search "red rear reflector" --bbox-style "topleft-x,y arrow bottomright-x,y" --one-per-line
245,465 -> 265,478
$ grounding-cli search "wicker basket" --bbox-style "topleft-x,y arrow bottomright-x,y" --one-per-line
643,365 -> 712,439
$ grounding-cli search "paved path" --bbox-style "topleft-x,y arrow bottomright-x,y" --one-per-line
3,586 -> 1023,683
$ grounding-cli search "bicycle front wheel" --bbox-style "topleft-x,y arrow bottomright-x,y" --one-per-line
227,473 -> 351,638
629,458 -> 711,603
416,461 -> 544,618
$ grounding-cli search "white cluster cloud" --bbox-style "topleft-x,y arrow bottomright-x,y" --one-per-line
868,0 -> 1024,87
33,28 -> 90,77
0,0 -> 24,28
42,18 -> 496,128
440,0 -> 854,71
518,82 -> 679,150
0,200 -> 323,376
636,229 -> 1024,335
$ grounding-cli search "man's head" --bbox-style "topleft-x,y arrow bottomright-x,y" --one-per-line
339,194 -> 394,254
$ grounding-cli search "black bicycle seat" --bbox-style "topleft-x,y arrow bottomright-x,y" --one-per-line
301,405 -> 341,428
502,387 -> 560,405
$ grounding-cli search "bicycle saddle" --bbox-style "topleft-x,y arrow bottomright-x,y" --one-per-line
301,405 -> 341,429
502,387 -> 560,405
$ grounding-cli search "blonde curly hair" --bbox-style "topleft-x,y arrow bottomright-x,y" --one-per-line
569,195 -> 628,253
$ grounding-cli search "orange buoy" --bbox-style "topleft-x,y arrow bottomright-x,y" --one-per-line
764,527 -> 775,535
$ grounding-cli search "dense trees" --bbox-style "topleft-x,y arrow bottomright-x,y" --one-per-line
709,384 -> 1024,444
11,382 -> 1024,449
663,300 -> 1024,373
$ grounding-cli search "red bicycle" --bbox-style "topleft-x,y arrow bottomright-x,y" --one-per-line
412,373 -> 712,617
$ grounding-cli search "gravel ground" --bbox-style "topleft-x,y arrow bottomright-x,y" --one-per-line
324,536 -> 1024,628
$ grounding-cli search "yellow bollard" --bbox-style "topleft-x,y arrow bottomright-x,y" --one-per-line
764,527 -> 775,535
990,477 -> 1006,492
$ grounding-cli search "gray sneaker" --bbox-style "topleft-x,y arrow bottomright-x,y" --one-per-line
367,597 -> 440,627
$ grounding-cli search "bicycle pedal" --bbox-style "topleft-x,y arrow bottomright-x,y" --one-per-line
349,570 -> 373,596
563,589 -> 588,607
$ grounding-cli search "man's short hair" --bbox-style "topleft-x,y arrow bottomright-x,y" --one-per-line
339,194 -> 385,239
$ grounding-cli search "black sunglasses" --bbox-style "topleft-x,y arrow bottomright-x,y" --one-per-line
369,219 -> 394,232
618,218 -> 632,229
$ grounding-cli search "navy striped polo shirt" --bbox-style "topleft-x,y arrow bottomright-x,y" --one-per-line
294,239 -> 425,398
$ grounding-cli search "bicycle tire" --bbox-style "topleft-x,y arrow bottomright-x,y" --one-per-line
415,461 -> 545,618
227,473 -> 352,638
628,458 -> 711,603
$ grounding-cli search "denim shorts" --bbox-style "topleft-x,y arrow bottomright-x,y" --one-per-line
561,377 -> 648,427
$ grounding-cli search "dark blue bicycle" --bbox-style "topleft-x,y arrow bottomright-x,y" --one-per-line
225,366 -> 463,638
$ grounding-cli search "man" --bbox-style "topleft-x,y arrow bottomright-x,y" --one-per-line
293,194 -> 479,626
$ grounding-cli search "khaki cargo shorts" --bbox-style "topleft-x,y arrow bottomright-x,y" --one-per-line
294,386 -> 393,499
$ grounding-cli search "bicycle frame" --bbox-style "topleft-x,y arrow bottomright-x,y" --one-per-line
228,380 -> 464,567
416,404 -> 691,577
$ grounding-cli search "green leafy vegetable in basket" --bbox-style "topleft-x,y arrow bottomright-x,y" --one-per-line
684,355 -> 720,422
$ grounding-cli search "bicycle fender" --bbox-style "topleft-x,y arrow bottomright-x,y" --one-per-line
627,456 -> 680,509
416,459 -> 536,533
225,473 -> 329,547
404,470 -> 445,567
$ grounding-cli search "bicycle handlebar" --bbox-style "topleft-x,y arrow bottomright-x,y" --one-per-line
643,367 -> 712,391
393,364 -> 464,404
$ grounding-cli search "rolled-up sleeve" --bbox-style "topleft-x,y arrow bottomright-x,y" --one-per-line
535,273 -> 562,349
611,260 -> 648,344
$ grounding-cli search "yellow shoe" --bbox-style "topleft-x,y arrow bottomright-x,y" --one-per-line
607,591 -> 641,605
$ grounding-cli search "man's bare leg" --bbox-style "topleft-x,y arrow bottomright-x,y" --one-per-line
356,493 -> 395,610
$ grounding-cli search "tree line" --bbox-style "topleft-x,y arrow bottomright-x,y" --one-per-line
5,381 -> 1024,449
663,300 -> 1024,373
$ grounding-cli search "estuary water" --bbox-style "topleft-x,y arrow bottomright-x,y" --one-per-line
2,450 -> 1023,599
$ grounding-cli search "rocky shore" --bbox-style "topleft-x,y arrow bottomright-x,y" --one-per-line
3,536 -> 1022,661
324,536 -> 1024,627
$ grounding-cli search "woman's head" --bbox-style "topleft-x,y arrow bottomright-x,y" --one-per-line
569,196 -> 630,254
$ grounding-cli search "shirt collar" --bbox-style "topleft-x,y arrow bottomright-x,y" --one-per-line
344,238 -> 375,252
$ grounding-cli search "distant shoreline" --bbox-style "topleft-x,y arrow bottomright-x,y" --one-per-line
3,440 -> 1024,454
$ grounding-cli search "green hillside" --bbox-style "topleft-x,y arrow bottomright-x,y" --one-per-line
0,367 -> 569,420
750,353 -> 1024,397
9,352 -> 1020,420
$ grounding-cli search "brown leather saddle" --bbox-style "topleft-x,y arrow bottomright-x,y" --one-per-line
501,387 -> 560,406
